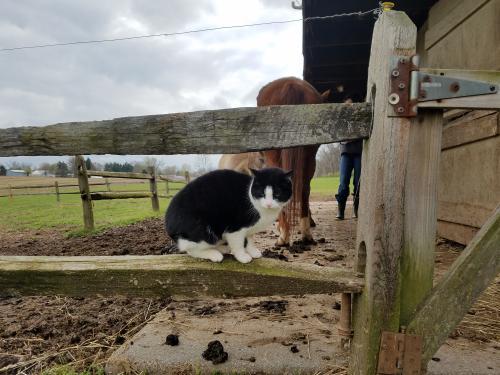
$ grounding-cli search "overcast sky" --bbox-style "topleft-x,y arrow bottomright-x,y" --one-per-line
0,0 -> 303,169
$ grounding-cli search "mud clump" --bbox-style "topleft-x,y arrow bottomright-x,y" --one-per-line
290,345 -> 299,353
202,340 -> 228,364
193,305 -> 217,316
165,334 -> 179,346
262,249 -> 288,261
255,300 -> 288,314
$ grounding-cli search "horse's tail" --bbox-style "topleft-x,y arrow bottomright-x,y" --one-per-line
281,147 -> 305,229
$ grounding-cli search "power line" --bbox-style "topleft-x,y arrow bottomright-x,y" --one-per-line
0,8 -> 380,52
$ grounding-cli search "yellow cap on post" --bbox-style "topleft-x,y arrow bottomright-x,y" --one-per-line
381,2 -> 395,11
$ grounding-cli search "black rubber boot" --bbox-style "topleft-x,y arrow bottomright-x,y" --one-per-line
335,194 -> 346,220
353,195 -> 359,218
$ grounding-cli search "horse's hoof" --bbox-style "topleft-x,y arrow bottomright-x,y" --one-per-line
275,240 -> 290,248
300,237 -> 317,246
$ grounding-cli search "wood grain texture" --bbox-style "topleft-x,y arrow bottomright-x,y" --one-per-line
0,103 -> 372,157
425,0 -> 489,49
0,255 -> 364,298
407,206 -> 500,367
437,220 -> 478,245
400,110 -> 442,325
349,11 -> 417,375
442,112 -> 498,149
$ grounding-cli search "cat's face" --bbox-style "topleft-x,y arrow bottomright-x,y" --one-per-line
249,168 -> 293,211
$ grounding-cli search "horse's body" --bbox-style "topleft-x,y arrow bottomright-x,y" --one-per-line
257,77 -> 329,245
218,152 -> 266,175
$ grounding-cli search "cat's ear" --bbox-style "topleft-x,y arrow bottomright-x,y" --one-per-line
285,170 -> 293,178
249,168 -> 259,176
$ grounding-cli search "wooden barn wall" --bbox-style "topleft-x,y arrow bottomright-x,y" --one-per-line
417,0 -> 500,245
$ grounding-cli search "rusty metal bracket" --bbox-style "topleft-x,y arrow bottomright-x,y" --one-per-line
377,331 -> 422,374
388,55 -> 420,117
388,55 -> 499,117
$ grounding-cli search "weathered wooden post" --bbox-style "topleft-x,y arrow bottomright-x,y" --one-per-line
349,10 -> 442,374
76,155 -> 95,231
165,180 -> 169,196
54,181 -> 60,202
149,172 -> 160,212
105,178 -> 111,192
184,170 -> 190,183
8,185 -> 13,200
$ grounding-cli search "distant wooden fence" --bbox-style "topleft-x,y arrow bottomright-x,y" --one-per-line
1,179 -> 119,200
76,156 -> 189,231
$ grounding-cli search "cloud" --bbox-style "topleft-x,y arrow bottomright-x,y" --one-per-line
0,0 -> 303,167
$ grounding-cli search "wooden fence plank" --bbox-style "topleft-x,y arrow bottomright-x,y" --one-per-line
89,192 -> 153,200
76,156 -> 95,231
87,170 -> 153,179
0,103 -> 372,156
400,109 -> 442,325
54,181 -> 60,202
0,255 -> 364,298
407,206 -> 500,368
149,174 -> 160,212
349,11 -> 418,375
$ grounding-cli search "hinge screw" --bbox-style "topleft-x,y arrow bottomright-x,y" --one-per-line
397,107 -> 405,113
392,70 -> 400,78
398,83 -> 406,90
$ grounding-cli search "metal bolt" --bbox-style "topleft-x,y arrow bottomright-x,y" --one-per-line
398,83 -> 406,90
397,107 -> 405,113
490,85 -> 497,92
399,57 -> 406,64
388,93 -> 400,104
450,82 -> 460,93
392,70 -> 400,78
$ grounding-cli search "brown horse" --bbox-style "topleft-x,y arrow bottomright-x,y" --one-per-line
257,77 -> 329,246
218,152 -> 266,175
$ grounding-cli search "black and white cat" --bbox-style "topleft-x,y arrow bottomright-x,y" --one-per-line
165,168 -> 292,263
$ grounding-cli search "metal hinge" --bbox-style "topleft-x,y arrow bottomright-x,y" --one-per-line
377,331 -> 422,375
388,55 -> 498,117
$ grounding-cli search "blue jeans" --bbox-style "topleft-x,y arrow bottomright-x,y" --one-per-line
336,153 -> 361,205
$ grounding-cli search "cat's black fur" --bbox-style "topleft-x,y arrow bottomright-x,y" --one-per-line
165,168 -> 292,245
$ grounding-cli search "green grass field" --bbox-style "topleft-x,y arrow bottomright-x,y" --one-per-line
0,176 -> 341,235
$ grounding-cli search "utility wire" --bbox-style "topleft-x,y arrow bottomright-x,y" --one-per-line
0,7 -> 380,52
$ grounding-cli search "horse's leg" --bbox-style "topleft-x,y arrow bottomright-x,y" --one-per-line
276,211 -> 290,246
300,146 -> 318,243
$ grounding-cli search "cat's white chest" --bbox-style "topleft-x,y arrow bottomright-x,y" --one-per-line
247,208 -> 280,235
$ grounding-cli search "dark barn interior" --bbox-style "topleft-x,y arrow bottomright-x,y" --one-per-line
302,0 -> 438,102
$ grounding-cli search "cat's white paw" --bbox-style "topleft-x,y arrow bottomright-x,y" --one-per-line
246,246 -> 262,259
234,252 -> 253,263
208,251 -> 224,263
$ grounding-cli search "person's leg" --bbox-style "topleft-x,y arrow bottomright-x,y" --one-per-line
352,155 -> 362,218
336,153 -> 353,220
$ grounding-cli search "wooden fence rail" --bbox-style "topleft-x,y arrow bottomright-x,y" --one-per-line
0,256 -> 364,298
0,103 -> 372,156
76,157 -> 190,230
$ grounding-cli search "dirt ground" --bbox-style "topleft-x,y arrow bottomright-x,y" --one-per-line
0,201 -> 498,374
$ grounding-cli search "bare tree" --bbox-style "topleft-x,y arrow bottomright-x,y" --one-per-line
315,143 -> 341,177
195,154 -> 213,175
